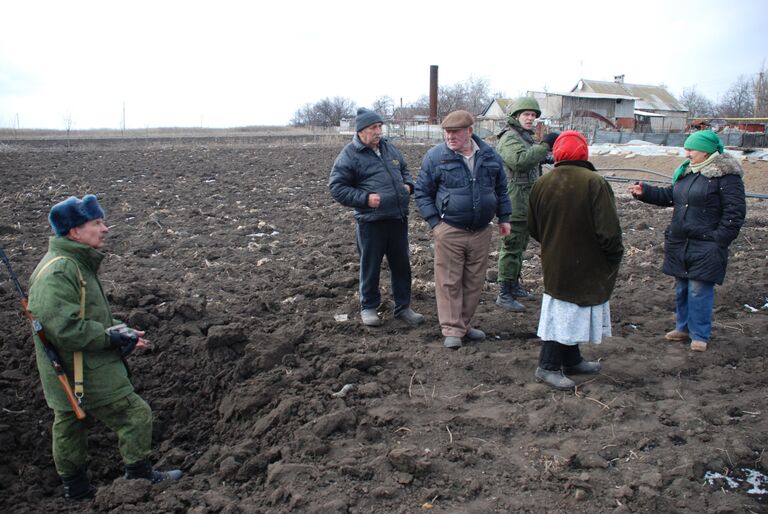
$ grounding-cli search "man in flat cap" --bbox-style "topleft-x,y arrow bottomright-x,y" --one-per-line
415,110 -> 512,349
495,97 -> 560,312
28,194 -> 182,500
329,108 -> 424,327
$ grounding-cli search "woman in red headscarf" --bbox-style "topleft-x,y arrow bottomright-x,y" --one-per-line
527,131 -> 625,390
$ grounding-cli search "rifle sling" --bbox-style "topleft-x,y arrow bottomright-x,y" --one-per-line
31,256 -> 86,401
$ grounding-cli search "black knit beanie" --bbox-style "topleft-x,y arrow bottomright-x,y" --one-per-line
355,108 -> 383,132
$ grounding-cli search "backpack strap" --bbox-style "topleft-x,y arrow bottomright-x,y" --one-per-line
31,256 -> 87,401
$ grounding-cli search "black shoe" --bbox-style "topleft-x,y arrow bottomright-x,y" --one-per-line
562,360 -> 602,375
125,459 -> 183,484
62,468 -> 95,500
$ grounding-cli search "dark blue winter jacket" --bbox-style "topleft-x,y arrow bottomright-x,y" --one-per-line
329,136 -> 413,223
415,135 -> 511,231
638,152 -> 746,284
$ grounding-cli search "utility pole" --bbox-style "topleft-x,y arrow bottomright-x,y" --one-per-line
755,71 -> 764,117
121,102 -> 126,135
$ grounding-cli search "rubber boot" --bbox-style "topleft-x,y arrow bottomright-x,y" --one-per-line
496,282 -> 526,312
125,459 -> 183,483
62,467 -> 95,500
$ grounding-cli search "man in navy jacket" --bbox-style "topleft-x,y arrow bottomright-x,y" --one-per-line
415,110 -> 512,348
329,108 -> 424,327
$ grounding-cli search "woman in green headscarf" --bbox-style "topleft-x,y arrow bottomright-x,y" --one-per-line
629,130 -> 746,352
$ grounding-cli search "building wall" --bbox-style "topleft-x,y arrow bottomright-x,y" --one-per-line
562,97 -> 620,119
615,100 -> 634,118
649,111 -> 687,132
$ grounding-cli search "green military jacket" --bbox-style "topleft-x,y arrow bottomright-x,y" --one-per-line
496,116 -> 549,185
28,236 -> 133,411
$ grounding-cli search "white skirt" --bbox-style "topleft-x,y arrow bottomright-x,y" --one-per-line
537,293 -> 612,345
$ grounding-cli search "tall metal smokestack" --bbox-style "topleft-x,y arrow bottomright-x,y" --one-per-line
429,65 -> 438,124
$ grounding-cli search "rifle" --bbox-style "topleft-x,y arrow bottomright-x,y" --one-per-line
0,246 -> 86,420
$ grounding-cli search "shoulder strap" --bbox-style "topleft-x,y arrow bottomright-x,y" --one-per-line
31,256 -> 86,400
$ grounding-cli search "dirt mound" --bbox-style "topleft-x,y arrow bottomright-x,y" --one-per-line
0,137 -> 766,513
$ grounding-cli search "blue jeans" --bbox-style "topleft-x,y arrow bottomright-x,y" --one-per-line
356,219 -> 412,313
675,278 -> 715,342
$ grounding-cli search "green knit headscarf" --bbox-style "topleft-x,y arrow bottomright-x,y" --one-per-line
672,130 -> 725,183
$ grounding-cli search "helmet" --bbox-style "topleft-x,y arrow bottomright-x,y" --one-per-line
508,97 -> 541,118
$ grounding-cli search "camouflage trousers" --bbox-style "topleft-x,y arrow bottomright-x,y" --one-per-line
498,182 -> 532,283
52,392 -> 152,477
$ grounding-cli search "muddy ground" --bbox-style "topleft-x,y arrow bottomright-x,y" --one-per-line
0,134 -> 767,513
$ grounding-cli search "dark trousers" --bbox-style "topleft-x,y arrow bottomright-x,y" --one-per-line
356,219 -> 411,313
538,341 -> 583,371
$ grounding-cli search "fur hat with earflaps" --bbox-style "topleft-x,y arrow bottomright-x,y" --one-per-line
48,194 -> 105,236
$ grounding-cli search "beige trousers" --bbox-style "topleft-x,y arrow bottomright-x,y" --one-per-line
433,223 -> 492,337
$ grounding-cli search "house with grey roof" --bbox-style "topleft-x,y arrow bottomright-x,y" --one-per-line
572,75 -> 688,132
482,76 -> 688,135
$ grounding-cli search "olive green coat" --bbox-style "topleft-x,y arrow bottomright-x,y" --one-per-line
528,161 -> 624,306
28,237 -> 133,411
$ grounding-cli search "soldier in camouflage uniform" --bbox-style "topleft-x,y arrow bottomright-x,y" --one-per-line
495,97 -> 559,312
28,194 -> 182,500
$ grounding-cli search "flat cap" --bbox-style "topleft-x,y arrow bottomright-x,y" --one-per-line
441,110 -> 474,129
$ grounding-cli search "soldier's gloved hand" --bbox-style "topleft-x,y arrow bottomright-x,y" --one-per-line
540,153 -> 555,165
542,132 -> 560,149
108,326 -> 139,356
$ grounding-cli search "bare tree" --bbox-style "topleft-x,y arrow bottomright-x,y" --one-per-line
372,95 -> 394,117
679,87 -> 716,118
63,113 -> 74,147
292,76 -> 492,126
463,76 -> 493,114
290,103 -> 320,127
396,76 -> 493,120
716,75 -> 755,118
435,77 -> 492,117
290,97 -> 356,127
63,112 -> 74,135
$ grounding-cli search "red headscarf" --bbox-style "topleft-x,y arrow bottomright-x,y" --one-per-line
553,130 -> 589,162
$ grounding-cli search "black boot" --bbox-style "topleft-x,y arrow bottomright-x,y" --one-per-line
496,281 -> 526,312
125,459 -> 183,483
509,276 -> 535,301
62,467 -> 95,500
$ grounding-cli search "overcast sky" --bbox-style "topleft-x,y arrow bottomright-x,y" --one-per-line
1,0 -> 766,130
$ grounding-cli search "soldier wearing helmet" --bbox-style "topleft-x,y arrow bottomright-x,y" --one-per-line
495,97 -> 559,312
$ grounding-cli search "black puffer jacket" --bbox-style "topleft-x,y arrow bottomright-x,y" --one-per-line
415,135 -> 511,230
329,136 -> 413,223
638,152 -> 746,284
